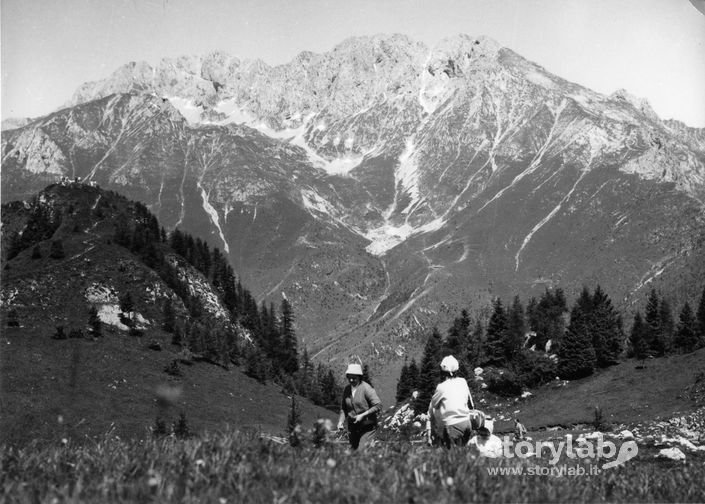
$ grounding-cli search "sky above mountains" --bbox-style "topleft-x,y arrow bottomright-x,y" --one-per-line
2,0 -> 704,127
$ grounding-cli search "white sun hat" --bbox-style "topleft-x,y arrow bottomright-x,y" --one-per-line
440,355 -> 459,373
345,363 -> 363,376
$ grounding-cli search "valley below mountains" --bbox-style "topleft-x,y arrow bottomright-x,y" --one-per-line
3,34 -> 705,384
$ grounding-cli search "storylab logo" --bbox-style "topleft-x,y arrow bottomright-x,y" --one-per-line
501,433 -> 638,470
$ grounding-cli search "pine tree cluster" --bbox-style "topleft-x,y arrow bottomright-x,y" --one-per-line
397,284 -> 705,403
110,197 -> 341,409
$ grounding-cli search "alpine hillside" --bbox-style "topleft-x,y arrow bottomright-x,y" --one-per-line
0,182 -> 336,443
3,34 -> 705,391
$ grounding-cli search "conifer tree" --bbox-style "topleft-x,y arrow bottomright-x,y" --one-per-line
674,302 -> 698,353
444,310 -> 470,363
629,311 -> 649,360
644,288 -> 665,356
591,285 -> 623,367
162,298 -> 176,333
659,298 -> 675,354
468,319 -> 484,366
279,298 -> 298,375
413,327 -> 443,413
531,288 -> 568,352
396,359 -> 411,403
484,298 -> 507,366
6,309 -> 19,328
407,358 -> 420,394
504,296 -> 526,366
6,231 -> 22,260
287,395 -> 301,435
557,290 -> 596,379
319,367 -> 339,410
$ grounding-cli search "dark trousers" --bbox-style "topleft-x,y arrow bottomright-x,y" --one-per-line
442,420 -> 472,448
349,423 -> 376,450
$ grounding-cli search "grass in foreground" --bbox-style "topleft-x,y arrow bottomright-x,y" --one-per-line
2,429 -> 705,503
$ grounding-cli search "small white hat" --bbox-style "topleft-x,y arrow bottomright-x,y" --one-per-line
440,355 -> 459,373
345,363 -> 363,376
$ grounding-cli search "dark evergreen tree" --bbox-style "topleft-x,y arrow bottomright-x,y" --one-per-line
413,327 -> 443,413
6,231 -> 22,260
468,319 -> 484,366
6,309 -> 19,328
319,366 -> 339,410
659,298 -> 675,354
162,298 -> 176,333
287,395 -> 301,434
119,292 -> 134,316
396,359 -> 412,403
407,358 -> 420,394
444,310 -> 470,360
279,298 -> 298,374
674,302 -> 698,353
557,289 -> 596,379
628,311 -> 649,360
504,296 -> 526,366
531,288 -> 568,352
297,347 -> 315,398
644,288 -> 665,356
484,298 -> 507,366
591,285 -> 623,367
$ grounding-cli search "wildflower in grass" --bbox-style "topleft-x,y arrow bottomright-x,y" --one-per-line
446,477 -> 454,486
326,458 -> 337,468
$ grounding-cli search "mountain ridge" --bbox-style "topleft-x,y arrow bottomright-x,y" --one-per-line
2,33 -> 705,402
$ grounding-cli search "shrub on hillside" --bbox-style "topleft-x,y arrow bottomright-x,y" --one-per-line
6,309 -> 20,328
68,328 -> 83,339
49,239 -> 65,259
52,326 -> 67,340
483,367 -> 523,396
516,351 -> 557,388
164,360 -> 181,377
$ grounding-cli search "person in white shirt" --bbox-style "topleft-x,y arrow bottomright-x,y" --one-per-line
468,422 -> 504,458
426,355 -> 475,448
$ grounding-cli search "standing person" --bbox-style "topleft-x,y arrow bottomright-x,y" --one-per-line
514,418 -> 527,441
426,355 -> 475,448
337,363 -> 382,450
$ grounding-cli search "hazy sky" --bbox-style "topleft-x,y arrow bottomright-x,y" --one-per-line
2,0 -> 704,126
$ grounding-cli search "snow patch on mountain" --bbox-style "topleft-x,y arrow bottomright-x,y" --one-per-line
523,69 -> 556,89
198,182 -> 230,254
165,96 -> 204,124
365,223 -> 414,256
395,137 -> 421,214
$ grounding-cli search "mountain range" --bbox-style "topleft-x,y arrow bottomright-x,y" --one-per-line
3,34 -> 705,395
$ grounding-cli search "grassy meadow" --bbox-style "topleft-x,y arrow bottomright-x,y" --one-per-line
2,428 -> 705,503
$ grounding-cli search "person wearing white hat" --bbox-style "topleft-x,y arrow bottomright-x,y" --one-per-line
468,422 -> 503,458
337,363 -> 382,449
426,355 -> 475,448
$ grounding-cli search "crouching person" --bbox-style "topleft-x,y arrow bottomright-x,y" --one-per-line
427,355 -> 475,448
337,363 -> 382,450
468,420 -> 503,458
